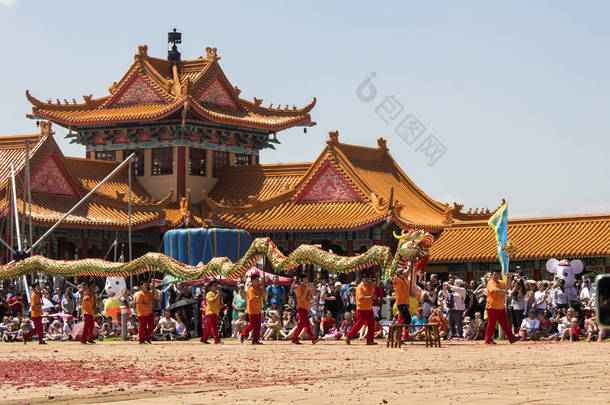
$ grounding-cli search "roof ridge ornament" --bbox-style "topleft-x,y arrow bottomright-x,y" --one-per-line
327,130 -> 339,145
206,46 -> 220,60
377,137 -> 388,153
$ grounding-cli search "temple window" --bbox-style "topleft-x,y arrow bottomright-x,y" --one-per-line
94,151 -> 116,161
189,148 -> 207,176
212,150 -> 229,177
234,153 -> 251,166
123,149 -> 145,176
152,147 -> 173,175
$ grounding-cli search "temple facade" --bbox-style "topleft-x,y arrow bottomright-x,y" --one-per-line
0,33 -> 605,280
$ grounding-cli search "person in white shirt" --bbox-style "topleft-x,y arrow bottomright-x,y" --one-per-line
443,279 -> 466,339
534,281 -> 549,313
552,280 -> 570,310
579,279 -> 595,307
519,309 -> 540,340
154,310 -> 177,340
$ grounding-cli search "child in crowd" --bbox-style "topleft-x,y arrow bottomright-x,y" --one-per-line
233,312 -> 248,339
263,311 -> 281,340
2,319 -> 19,342
531,312 -> 552,340
127,314 -> 138,340
560,319 -> 582,342
586,316 -> 599,342
519,309 -> 540,340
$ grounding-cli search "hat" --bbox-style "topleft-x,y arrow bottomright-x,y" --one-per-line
417,307 -> 423,312
396,268 -> 406,275
455,279 -> 464,286
463,316 -> 471,323
334,281 -> 342,287
584,279 -> 591,286
558,259 -> 570,266
268,310 -> 279,317
349,282 -> 357,287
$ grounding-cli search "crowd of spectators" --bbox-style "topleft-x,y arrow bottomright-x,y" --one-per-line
0,267 -> 606,344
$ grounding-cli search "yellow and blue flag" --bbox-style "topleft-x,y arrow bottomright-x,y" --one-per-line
488,201 -> 509,280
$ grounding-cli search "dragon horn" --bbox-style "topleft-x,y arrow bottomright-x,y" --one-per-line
393,231 -> 408,241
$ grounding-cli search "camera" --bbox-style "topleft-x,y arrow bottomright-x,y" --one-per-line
596,275 -> 610,328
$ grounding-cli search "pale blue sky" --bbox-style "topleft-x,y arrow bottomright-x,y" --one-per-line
1,1 -> 608,218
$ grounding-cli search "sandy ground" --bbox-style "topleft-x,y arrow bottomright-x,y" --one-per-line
0,339 -> 608,405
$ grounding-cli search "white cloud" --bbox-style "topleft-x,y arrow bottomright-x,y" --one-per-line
0,0 -> 19,6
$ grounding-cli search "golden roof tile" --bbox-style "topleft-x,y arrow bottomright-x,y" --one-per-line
26,45 -> 314,131
429,214 -> 610,262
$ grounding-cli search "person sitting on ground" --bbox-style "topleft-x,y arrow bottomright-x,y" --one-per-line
233,312 -> 248,339
62,316 -> 73,340
340,312 -> 354,337
531,312 -> 552,340
428,307 -> 448,340
320,310 -> 343,340
174,312 -> 189,340
154,310 -> 177,340
263,310 -> 281,340
279,310 -> 298,340
463,316 -> 475,340
408,307 -> 428,341
0,316 -> 10,337
560,319 -> 582,342
99,316 -> 119,340
45,317 -> 63,341
586,316 -> 599,342
2,319 -> 19,342
519,309 -> 540,340
126,314 -> 138,340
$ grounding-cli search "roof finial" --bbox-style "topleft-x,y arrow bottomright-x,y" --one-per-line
206,46 -> 219,60
328,130 -> 339,144
168,29 -> 182,62
377,137 -> 388,153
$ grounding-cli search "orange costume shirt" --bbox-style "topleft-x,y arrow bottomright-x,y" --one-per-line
393,277 -> 409,306
356,283 -> 375,311
486,279 -> 507,310
81,291 -> 96,316
296,284 -> 311,312
136,291 -> 153,317
30,292 -> 42,318
246,285 -> 263,315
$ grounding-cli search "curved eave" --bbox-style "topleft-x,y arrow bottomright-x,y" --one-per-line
211,215 -> 389,234
188,100 -> 312,131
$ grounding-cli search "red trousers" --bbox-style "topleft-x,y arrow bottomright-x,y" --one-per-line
201,313 -> 220,343
396,304 -> 411,340
138,314 -> 154,343
292,308 -> 316,343
485,308 -> 515,343
347,309 -> 374,343
241,313 -> 261,343
81,314 -> 94,343
24,316 -> 44,343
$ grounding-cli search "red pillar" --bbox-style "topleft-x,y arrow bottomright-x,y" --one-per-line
346,240 -> 354,256
80,238 -> 88,259
534,268 -> 542,280
177,146 -> 186,199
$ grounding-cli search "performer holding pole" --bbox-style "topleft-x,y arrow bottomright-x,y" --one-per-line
393,268 -> 410,342
345,274 -> 376,345
240,273 -> 266,345
485,271 -> 518,344
291,274 -> 317,345
80,281 -> 97,345
136,281 -> 155,344
201,280 -> 223,344
23,284 -> 45,345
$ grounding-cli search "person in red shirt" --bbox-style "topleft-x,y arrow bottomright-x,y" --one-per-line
136,281 -> 155,344
240,274 -> 267,345
561,319 -> 582,341
321,310 -> 337,335
80,281 -> 97,345
24,284 -> 45,345
346,274 -> 376,345
292,275 -> 317,344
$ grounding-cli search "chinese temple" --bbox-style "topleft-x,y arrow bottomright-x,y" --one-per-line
0,32 -> 606,280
